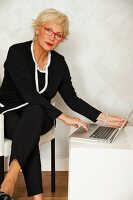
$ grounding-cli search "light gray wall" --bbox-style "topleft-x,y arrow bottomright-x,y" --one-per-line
0,0 -> 133,170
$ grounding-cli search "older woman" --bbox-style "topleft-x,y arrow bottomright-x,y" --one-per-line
0,8 -> 124,200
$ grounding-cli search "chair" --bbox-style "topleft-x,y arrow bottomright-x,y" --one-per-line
0,113 -> 56,192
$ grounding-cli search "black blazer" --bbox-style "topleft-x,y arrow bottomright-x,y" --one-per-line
0,40 -> 101,121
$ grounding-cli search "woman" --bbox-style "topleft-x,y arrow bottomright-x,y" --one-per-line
0,8 -> 124,200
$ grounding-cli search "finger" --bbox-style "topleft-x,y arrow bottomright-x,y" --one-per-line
73,124 -> 79,128
108,116 -> 125,122
106,121 -> 124,128
78,121 -> 88,131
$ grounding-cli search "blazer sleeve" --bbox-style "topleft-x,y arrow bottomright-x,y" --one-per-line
4,45 -> 62,120
58,57 -> 101,122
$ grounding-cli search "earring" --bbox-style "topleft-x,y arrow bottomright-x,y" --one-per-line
35,34 -> 38,40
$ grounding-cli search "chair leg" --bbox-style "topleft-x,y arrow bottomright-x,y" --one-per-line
51,138 -> 55,192
0,156 -> 4,185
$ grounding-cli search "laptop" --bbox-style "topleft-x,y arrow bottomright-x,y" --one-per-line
70,110 -> 133,143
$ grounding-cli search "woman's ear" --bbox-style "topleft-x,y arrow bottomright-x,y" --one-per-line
35,27 -> 39,36
34,28 -> 40,40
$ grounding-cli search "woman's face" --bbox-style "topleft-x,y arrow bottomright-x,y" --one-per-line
35,21 -> 64,51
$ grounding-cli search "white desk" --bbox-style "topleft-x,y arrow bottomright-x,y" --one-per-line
68,126 -> 133,200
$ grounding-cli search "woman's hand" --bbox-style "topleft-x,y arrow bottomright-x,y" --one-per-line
97,113 -> 125,128
58,113 -> 88,131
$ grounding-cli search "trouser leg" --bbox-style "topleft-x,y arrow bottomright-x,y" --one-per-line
4,105 -> 54,197
22,145 -> 43,196
10,105 -> 44,168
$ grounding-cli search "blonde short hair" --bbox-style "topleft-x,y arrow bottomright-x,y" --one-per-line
32,8 -> 70,39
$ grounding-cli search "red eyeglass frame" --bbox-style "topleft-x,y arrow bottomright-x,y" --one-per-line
42,26 -> 64,41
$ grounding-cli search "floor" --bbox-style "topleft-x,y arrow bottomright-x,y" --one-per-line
13,171 -> 68,200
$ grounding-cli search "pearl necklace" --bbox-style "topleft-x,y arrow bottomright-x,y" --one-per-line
31,42 -> 51,93
37,51 -> 51,72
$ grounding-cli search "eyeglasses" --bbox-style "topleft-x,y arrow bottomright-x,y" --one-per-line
42,27 -> 64,41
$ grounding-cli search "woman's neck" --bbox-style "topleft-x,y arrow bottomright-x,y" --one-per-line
33,40 -> 48,65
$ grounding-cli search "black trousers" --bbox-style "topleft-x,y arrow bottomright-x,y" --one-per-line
4,105 -> 54,197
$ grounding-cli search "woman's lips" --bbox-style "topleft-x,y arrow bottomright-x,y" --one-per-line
46,42 -> 53,46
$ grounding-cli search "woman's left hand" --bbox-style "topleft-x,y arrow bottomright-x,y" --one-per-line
97,113 -> 125,128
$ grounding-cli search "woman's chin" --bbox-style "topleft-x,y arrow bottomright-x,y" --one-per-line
43,45 -> 54,52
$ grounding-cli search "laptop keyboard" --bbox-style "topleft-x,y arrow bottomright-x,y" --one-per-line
90,126 -> 116,140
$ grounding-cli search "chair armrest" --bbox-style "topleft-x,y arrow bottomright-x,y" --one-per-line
0,114 -> 4,156
39,128 -> 55,145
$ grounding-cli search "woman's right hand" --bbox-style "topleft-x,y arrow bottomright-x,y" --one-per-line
97,113 -> 125,128
58,113 -> 88,131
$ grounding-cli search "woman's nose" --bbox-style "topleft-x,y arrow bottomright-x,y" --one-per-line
49,34 -> 55,41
